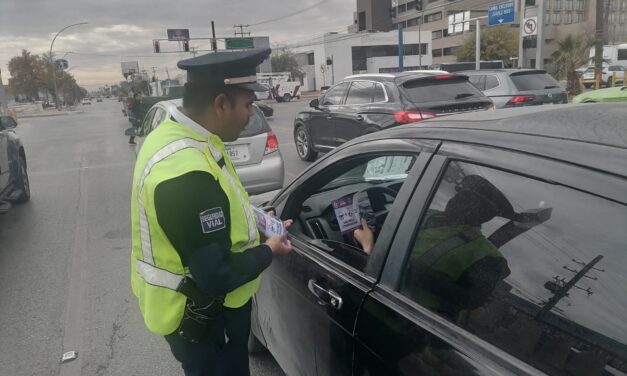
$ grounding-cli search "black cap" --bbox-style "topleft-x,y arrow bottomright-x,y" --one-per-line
177,48 -> 271,92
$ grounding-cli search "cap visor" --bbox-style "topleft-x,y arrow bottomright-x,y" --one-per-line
236,82 -> 270,92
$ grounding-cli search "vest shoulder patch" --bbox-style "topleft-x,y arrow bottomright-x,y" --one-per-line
199,207 -> 226,234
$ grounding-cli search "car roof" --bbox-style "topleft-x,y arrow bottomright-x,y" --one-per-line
348,104 -> 627,176
458,69 -> 546,75
343,71 -> 457,83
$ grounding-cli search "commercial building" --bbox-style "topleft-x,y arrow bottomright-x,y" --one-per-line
291,29 -> 431,91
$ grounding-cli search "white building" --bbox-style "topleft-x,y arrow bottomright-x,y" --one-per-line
291,30 -> 432,91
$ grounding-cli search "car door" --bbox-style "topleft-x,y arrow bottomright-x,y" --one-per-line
255,139 -> 439,376
334,81 -> 375,146
0,117 -> 10,191
355,142 -> 627,375
309,82 -> 349,150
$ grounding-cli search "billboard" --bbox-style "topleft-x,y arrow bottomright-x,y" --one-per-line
167,29 -> 190,41
121,61 -> 140,77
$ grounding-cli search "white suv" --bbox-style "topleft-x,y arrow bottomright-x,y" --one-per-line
582,64 -> 627,87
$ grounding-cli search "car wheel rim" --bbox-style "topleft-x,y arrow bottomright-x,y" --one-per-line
296,129 -> 308,157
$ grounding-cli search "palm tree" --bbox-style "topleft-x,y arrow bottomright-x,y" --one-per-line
548,34 -> 596,96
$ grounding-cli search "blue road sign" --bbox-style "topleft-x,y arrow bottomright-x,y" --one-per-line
488,0 -> 516,26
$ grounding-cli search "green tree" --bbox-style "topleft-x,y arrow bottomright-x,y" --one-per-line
271,49 -> 304,82
456,25 -> 518,65
547,34 -> 596,96
7,50 -> 47,100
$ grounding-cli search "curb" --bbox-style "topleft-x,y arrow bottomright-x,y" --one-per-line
18,110 -> 84,119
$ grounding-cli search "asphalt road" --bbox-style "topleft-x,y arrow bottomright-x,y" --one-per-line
0,98 -> 310,376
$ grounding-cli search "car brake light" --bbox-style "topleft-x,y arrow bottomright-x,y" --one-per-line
264,131 -> 279,155
434,75 -> 453,79
507,95 -> 536,105
394,111 -> 437,124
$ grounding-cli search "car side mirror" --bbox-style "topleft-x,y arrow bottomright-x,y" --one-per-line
309,98 -> 319,108
125,127 -> 138,136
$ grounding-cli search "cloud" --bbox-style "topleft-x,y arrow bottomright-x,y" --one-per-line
1,0 -> 354,89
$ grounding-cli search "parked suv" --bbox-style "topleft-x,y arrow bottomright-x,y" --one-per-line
459,69 -> 567,108
293,72 -> 494,161
0,116 -> 30,213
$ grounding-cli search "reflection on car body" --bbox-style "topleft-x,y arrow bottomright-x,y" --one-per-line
251,104 -> 627,376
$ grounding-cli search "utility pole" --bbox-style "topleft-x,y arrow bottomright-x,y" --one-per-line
594,0 -> 605,89
398,24 -> 404,71
535,0 -> 545,69
537,255 -> 604,319
211,21 -> 218,51
233,24 -> 251,37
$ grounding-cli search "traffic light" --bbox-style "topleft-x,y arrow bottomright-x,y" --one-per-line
153,40 -> 160,53
415,0 -> 423,11
182,40 -> 190,52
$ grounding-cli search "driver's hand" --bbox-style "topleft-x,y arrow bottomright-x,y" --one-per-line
353,218 -> 375,255
267,209 -> 293,231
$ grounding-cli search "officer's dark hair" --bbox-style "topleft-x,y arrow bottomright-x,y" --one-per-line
182,82 -> 245,116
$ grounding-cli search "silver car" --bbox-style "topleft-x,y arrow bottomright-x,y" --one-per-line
126,99 -> 284,195
459,69 -> 568,109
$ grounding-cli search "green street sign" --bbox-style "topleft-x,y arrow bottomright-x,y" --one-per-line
225,38 -> 254,49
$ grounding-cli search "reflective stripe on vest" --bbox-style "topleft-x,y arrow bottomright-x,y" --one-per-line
135,136 -> 258,291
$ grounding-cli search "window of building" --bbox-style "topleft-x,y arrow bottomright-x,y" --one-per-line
554,0 -> 561,10
425,12 -> 443,23
407,17 -> 422,27
432,30 -> 443,39
547,0 -> 552,9
553,12 -> 561,24
443,28 -> 450,37
405,43 -> 428,55
307,53 -> 315,65
432,48 -> 443,57
566,0 -> 573,10
622,0 -> 626,11
429,0 -> 439,3
443,47 -> 456,56
407,1 -> 417,10
565,12 -> 573,23
546,12 -> 552,24
400,160 -> 627,376
358,11 -> 366,31
398,3 -> 407,13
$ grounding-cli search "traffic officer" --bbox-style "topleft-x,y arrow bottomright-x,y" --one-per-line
130,47 -> 292,376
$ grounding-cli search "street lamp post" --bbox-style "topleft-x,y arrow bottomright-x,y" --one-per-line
50,23 -> 88,109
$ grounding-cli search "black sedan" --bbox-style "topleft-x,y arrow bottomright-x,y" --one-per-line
0,115 -> 30,213
251,104 -> 627,376
293,72 -> 493,161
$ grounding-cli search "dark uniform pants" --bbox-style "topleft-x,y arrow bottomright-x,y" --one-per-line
165,300 -> 252,376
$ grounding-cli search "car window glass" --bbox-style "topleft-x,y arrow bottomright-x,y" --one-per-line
485,75 -> 500,90
150,108 -> 166,131
468,75 -> 485,91
403,78 -> 484,102
510,72 -> 560,90
239,107 -> 267,138
400,161 -> 627,375
290,154 -> 417,272
322,82 -> 349,106
140,108 -> 157,136
0,117 -> 14,129
372,83 -> 387,102
345,81 -> 374,105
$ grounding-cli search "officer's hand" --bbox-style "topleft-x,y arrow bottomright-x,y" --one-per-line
265,235 -> 292,256
353,219 -> 374,255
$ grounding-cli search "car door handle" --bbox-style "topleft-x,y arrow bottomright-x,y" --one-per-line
326,115 -> 334,120
308,279 -> 343,310
355,115 -> 364,121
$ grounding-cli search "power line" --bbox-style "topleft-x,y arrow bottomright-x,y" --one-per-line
248,0 -> 334,26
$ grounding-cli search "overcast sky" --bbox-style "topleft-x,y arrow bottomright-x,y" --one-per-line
0,0 -> 354,90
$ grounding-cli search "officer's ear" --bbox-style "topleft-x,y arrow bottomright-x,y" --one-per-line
213,93 -> 231,117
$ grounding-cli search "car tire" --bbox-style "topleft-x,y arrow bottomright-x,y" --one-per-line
247,331 -> 266,354
15,154 -> 30,203
294,125 -> 318,162
282,93 -> 292,102
584,84 -> 592,89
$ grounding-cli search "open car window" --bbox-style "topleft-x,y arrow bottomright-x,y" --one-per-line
289,154 -> 417,272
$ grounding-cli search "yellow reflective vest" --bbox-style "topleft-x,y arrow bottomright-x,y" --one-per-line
130,115 -> 259,335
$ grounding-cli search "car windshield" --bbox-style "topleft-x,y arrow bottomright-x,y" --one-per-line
509,71 -> 561,91
402,77 -> 484,103
239,107 -> 267,138
322,156 -> 414,190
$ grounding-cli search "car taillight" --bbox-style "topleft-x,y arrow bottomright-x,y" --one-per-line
506,95 -> 536,106
434,75 -> 453,79
394,111 -> 437,124
486,103 -> 496,110
264,131 -> 279,155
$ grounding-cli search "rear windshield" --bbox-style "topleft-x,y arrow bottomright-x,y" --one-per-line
401,77 -> 484,103
240,106 -> 269,137
509,71 -> 560,91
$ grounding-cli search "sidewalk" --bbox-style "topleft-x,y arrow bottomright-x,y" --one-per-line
18,109 -> 84,119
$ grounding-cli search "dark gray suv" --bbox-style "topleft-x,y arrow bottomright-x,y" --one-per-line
0,115 -> 30,213
459,69 -> 568,109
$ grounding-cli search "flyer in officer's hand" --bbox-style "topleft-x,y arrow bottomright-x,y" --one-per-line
251,205 -> 286,239
332,191 -> 375,234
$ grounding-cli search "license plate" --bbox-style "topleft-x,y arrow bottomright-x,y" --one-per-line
226,144 -> 250,163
